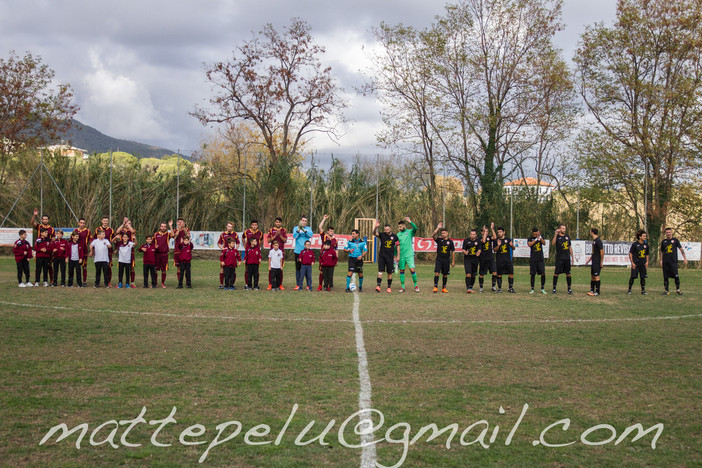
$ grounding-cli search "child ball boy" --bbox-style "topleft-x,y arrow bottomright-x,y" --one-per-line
34,229 -> 51,287
51,230 -> 69,287
268,240 -> 285,291
139,235 -> 158,288
177,236 -> 194,289
67,231 -> 85,287
244,237 -> 262,290
90,230 -> 112,287
13,230 -> 33,287
115,232 -> 135,288
298,240 -> 315,291
220,238 -> 241,290
319,240 -> 338,291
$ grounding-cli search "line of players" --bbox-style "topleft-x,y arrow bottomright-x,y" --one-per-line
11,210 -> 689,294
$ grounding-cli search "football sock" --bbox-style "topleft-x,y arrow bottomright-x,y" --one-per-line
675,277 -> 680,289
590,280 -> 595,291
508,277 -> 513,288
359,277 -> 364,289
346,276 -> 352,289
492,275 -> 497,287
471,276 -> 476,288
596,281 -> 601,294
530,274 -> 535,289
541,275 -> 546,289
388,279 -> 392,288
377,277 -> 382,287
465,277 -> 471,289
640,278 -> 646,290
442,276 -> 447,288
479,276 -> 484,288
400,273 -> 405,288
434,276 -> 439,287
553,275 -> 558,289
628,278 -> 635,289
566,276 -> 572,289
497,277 -> 502,289
412,272 -> 418,286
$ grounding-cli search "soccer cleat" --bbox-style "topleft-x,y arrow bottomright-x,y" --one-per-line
641,290 -> 647,295
316,285 -> 323,292
676,290 -> 683,296
43,281 -> 49,287
118,283 -> 123,288
219,285 -> 224,289
587,291 -> 595,296
346,288 -> 352,293
398,288 -> 405,293
34,282 -> 39,287
253,286 -> 260,291
231,286 -> 236,290
497,288 -> 502,293
491,286 -> 497,292
267,284 -> 272,290
375,286 -> 381,293
130,284 -> 136,288
567,289 -> 573,295
660,291 -> 669,295
279,286 -> 285,291
386,288 -> 392,293
161,283 -> 166,288
294,285 -> 300,291
627,290 -> 632,295
552,289 -> 557,295
479,288 -> 484,293
107,283 -> 112,288
508,288 -> 515,293
176,284 -> 183,289
541,289 -> 547,295
467,289 -> 473,294
243,286 -> 249,290
433,286 -> 439,293
529,289 -> 534,295
441,288 -> 448,294
414,286 -> 420,293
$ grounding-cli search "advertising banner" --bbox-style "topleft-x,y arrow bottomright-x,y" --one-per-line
0,228 -> 33,247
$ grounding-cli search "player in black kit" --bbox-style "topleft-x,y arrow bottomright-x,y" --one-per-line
479,223 -> 498,292
551,224 -> 574,294
585,228 -> 604,296
432,223 -> 455,293
373,220 -> 400,293
492,226 -> 515,293
628,229 -> 649,295
659,227 -> 687,295
462,229 -> 482,293
527,227 -> 547,294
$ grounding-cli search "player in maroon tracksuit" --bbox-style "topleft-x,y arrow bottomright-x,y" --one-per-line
218,222 -> 240,288
243,220 -> 263,287
319,239 -> 338,291
67,231 -> 86,287
31,208 -> 55,283
13,230 -> 33,286
139,235 -> 158,288
317,214 -> 338,291
153,220 -> 173,288
34,230 -> 52,285
266,217 -> 288,289
177,235 -> 194,289
172,218 -> 191,286
72,219 -> 92,284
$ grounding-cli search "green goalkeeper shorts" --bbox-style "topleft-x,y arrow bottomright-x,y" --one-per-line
398,255 -> 416,270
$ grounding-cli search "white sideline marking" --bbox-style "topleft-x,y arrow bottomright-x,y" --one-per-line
1,301 -> 701,326
351,292 -> 377,468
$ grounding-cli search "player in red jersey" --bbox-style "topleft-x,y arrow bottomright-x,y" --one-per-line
115,217 -> 138,287
31,208 -> 55,283
172,217 -> 191,287
242,219 -> 263,287
153,220 -> 173,288
72,218 -> 92,284
266,217 -> 288,290
317,214 -> 338,291
94,215 -> 115,286
217,221 -> 240,289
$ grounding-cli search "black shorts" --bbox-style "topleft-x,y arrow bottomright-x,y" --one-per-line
630,264 -> 646,279
496,260 -> 514,276
464,258 -> 479,276
348,257 -> 364,273
378,255 -> 394,274
662,262 -> 678,279
591,264 -> 602,277
530,260 -> 545,276
479,258 -> 496,275
434,257 -> 451,275
554,258 -> 571,275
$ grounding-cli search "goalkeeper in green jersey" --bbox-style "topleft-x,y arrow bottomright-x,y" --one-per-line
396,216 -> 420,293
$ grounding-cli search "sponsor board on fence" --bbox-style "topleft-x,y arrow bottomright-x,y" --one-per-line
0,228 -> 33,246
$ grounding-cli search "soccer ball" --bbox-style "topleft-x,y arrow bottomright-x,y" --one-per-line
349,283 -> 357,291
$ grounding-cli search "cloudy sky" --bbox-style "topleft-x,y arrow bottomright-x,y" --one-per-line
1,0 -> 617,159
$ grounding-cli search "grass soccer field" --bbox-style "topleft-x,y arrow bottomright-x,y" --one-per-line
0,257 -> 700,467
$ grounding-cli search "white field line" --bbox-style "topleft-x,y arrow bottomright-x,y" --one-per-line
351,292 -> 377,468
1,301 -> 701,326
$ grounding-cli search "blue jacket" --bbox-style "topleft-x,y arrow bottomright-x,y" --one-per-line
292,226 -> 314,254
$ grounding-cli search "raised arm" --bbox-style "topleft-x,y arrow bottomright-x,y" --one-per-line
319,214 -> 329,235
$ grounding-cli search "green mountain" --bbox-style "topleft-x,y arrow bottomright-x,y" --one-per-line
54,120 -> 184,159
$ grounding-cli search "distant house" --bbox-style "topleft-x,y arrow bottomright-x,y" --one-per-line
503,177 -> 555,198
45,144 -> 88,160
